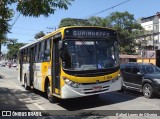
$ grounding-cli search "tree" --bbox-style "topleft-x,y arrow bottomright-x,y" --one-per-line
1,0 -> 73,18
34,31 -> 45,39
58,18 -> 91,28
58,12 -> 143,54
88,16 -> 110,27
7,41 -> 26,59
0,0 -> 74,53
107,11 -> 144,54
0,1 -> 13,35
17,0 -> 74,17
0,0 -> 14,54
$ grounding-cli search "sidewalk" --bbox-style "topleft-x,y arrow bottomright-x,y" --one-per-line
0,76 -> 30,110
0,75 -> 76,118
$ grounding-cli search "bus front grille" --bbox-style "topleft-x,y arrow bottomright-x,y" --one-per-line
82,85 -> 109,94
83,89 -> 109,94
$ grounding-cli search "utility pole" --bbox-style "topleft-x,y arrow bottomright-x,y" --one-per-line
141,40 -> 147,63
47,27 -> 57,33
153,30 -> 155,50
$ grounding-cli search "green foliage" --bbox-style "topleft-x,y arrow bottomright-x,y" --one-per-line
7,41 -> 26,59
16,0 -> 74,17
58,18 -> 91,28
58,12 -> 143,54
0,0 -> 74,52
34,31 -> 45,39
0,1 -> 15,53
108,11 -> 144,54
88,16 -> 110,27
0,1 -> 14,37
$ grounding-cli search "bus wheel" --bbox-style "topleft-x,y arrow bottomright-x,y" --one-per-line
24,75 -> 29,90
47,83 -> 57,103
143,83 -> 154,98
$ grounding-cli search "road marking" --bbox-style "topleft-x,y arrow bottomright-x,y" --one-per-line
7,79 -> 26,91
33,103 -> 45,110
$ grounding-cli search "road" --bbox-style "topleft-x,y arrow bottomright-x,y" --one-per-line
0,66 -> 160,119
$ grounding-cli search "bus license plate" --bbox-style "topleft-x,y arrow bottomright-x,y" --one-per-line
93,86 -> 102,91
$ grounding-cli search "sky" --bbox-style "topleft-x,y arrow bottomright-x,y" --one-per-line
2,0 -> 160,53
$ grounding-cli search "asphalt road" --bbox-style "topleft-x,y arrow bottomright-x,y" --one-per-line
0,66 -> 160,119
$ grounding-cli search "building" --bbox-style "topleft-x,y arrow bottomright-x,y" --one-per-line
138,12 -> 160,51
120,13 -> 160,65
133,12 -> 160,61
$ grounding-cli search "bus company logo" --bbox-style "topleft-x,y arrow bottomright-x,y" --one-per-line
96,80 -> 99,84
2,111 -> 11,116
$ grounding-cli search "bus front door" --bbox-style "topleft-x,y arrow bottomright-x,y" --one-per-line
52,39 -> 61,95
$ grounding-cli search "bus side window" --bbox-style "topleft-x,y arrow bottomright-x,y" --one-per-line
20,51 -> 23,64
23,49 -> 27,63
39,41 -> 45,62
34,45 -> 38,62
27,48 -> 29,63
44,39 -> 51,62
38,43 -> 41,62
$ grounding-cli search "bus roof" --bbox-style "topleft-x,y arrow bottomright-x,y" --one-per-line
19,26 -> 116,50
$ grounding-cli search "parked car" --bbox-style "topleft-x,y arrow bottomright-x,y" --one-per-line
11,63 -> 18,67
6,62 -> 10,66
120,62 -> 160,98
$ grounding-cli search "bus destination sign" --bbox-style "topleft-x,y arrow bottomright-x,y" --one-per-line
64,28 -> 116,38
73,30 -> 109,37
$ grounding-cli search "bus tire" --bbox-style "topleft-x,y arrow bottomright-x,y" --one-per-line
24,75 -> 29,90
47,83 -> 57,103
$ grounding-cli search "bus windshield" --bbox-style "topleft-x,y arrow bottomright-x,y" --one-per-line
62,39 -> 119,71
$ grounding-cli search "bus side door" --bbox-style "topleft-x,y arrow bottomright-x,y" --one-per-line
52,37 -> 61,95
29,47 -> 34,87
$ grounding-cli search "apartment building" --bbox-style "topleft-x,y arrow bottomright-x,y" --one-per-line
137,12 -> 160,58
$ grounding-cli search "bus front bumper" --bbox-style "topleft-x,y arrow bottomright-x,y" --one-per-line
61,77 -> 122,99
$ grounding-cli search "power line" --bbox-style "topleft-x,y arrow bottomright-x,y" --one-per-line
9,26 -> 52,36
84,0 -> 130,18
13,26 -> 48,32
8,32 -> 34,36
11,13 -> 21,27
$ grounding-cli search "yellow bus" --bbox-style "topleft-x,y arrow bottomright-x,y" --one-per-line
18,26 -> 122,103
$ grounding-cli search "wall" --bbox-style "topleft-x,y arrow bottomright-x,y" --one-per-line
137,58 -> 156,65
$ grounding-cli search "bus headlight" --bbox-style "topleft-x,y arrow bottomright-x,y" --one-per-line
62,77 -> 80,88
